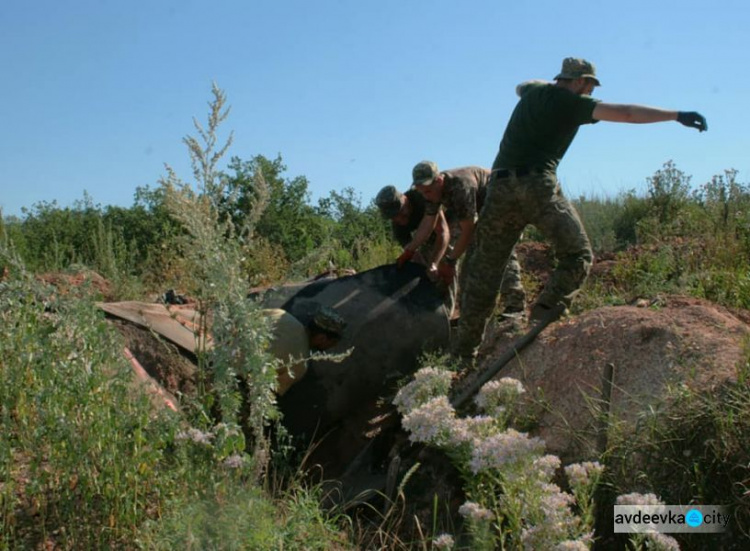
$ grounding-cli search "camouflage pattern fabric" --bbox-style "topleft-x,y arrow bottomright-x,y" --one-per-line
312,305 -> 347,336
453,170 -> 592,357
447,218 -> 525,315
419,166 -> 526,317
461,243 -> 525,312
554,57 -> 601,85
439,167 -> 525,315
424,166 -> 489,220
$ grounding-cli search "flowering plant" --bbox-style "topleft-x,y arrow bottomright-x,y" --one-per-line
394,366 -> 603,549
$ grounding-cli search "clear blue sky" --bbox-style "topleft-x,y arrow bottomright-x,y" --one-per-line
1,0 -> 747,218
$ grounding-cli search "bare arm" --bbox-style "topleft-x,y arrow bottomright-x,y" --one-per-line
405,213 -> 437,252
447,219 -> 475,262
429,210 -> 450,264
593,103 -> 707,131
592,103 -> 677,124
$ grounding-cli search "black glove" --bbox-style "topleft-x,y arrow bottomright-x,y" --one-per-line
677,111 -> 708,132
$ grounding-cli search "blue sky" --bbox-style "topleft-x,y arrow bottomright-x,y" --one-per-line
1,0 -> 747,217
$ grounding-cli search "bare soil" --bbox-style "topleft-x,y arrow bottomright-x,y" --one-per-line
37,269 -> 115,301
477,294 -> 749,463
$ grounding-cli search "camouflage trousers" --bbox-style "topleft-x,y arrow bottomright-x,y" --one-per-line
453,170 -> 592,357
443,221 -> 526,319
447,245 -> 526,317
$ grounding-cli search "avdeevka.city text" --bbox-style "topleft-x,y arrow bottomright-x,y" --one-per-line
615,509 -> 729,528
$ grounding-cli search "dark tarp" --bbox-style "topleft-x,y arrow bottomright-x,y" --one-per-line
99,263 -> 450,458
277,262 -> 450,442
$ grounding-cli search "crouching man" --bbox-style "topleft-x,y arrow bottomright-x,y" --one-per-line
375,184 -> 450,272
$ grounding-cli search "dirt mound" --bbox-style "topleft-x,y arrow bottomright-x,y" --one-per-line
476,295 -> 750,463
109,318 -> 198,397
37,269 -> 115,301
515,240 -> 620,299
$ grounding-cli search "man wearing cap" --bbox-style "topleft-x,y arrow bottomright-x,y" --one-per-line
375,185 -> 450,273
453,56 -> 707,361
401,161 -> 527,318
264,305 -> 346,395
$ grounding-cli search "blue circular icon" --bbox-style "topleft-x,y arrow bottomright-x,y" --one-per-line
686,509 -> 703,527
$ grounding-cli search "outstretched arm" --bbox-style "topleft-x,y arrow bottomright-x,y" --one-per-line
592,103 -> 707,131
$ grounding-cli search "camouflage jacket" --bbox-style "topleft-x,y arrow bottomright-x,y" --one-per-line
424,166 -> 490,222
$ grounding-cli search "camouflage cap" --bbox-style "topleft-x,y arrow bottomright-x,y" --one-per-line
554,57 -> 601,86
375,185 -> 404,218
312,306 -> 346,336
412,160 -> 439,187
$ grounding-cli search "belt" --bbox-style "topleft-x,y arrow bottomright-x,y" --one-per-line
493,167 -> 542,179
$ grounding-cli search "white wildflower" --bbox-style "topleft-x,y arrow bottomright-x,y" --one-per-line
469,428 -> 545,474
458,501 -> 495,522
615,492 -> 664,506
647,532 -> 681,550
565,461 -> 604,490
393,367 -> 453,414
213,422 -> 242,437
533,454 -> 562,479
475,377 -> 525,414
432,533 -> 455,550
539,484 -> 575,517
175,427 -> 214,446
222,453 -> 245,469
445,415 -> 495,448
521,487 -> 578,550
521,526 -> 552,550
554,539 -> 590,550
401,395 -> 456,446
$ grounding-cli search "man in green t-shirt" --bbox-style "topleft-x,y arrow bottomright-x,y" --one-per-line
453,57 -> 707,360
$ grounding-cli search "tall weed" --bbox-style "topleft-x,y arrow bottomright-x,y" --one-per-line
158,83 -> 278,467
0,244 -> 181,548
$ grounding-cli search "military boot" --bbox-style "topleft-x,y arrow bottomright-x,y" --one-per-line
528,302 -> 567,326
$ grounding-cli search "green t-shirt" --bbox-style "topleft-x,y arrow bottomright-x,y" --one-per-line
492,82 -> 600,172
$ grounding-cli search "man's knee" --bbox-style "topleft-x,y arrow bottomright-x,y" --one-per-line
558,233 -> 593,272
558,248 -> 593,283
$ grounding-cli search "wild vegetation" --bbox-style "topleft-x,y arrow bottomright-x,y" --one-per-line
1,85 -> 749,549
